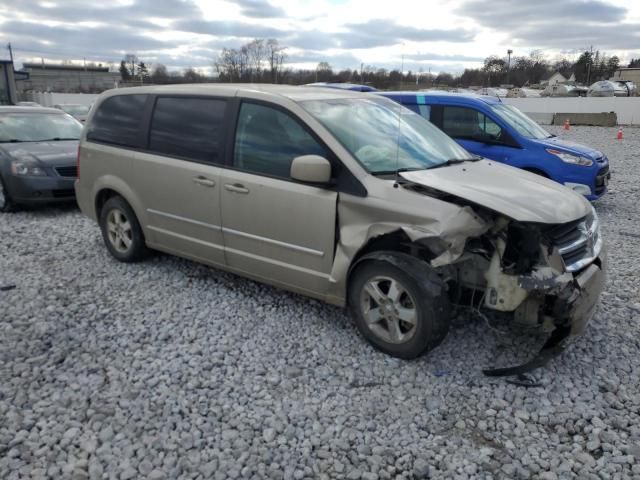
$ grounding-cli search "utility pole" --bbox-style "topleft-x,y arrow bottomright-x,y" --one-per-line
7,43 -> 14,63
586,45 -> 593,86
507,49 -> 513,85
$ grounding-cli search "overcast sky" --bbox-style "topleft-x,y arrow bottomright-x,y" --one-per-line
1,0 -> 639,74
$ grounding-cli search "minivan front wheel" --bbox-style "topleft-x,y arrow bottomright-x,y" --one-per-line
349,252 -> 450,359
99,196 -> 147,262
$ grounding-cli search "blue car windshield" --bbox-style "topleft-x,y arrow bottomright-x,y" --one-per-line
300,97 -> 471,174
490,104 -> 552,140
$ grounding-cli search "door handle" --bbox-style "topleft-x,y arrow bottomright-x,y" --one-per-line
193,176 -> 216,187
224,183 -> 250,194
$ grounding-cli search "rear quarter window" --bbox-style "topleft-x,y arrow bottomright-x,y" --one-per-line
148,97 -> 227,163
86,94 -> 147,147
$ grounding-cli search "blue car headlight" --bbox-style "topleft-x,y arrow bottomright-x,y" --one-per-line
546,149 -> 593,167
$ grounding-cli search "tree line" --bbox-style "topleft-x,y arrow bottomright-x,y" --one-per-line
119,42 -> 636,90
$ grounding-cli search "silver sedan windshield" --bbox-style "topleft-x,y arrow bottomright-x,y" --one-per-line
300,97 -> 472,174
0,113 -> 82,142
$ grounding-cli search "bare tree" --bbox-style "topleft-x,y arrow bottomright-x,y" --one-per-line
246,39 -> 266,81
215,47 -> 249,82
124,53 -> 138,77
266,38 -> 287,83
151,64 -> 169,84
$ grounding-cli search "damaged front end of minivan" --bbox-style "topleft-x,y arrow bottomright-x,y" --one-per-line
330,164 -> 606,376
451,210 -> 606,376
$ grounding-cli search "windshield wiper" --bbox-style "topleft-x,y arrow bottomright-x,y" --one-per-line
35,137 -> 79,142
427,157 -> 480,170
371,167 -> 426,176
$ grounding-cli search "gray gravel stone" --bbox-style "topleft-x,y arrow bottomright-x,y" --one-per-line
413,458 -> 430,478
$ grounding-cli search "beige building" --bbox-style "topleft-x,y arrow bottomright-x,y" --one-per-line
612,68 -> 640,85
17,62 -> 120,93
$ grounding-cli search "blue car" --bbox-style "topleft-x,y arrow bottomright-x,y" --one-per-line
378,91 -> 610,200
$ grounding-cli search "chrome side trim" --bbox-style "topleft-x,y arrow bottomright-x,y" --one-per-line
147,226 -> 224,251
225,246 -> 330,279
222,227 -> 325,257
147,208 -> 222,231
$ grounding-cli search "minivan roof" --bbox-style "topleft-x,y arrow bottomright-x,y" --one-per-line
378,91 -> 502,106
100,83 -> 365,102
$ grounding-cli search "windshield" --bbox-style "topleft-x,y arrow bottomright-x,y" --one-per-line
60,105 -> 91,115
0,113 -> 82,142
490,104 -> 551,139
300,97 -> 472,174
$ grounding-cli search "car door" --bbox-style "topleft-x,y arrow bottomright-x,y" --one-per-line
131,96 -> 229,267
435,105 -> 518,166
220,100 -> 337,298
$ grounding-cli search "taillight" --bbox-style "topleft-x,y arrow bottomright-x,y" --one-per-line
76,146 -> 81,179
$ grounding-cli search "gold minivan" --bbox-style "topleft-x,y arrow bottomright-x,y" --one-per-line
75,85 -> 606,375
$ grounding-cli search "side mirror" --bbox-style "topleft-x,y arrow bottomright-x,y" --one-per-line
290,155 -> 332,184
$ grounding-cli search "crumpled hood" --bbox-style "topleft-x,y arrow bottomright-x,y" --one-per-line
531,136 -> 603,160
0,141 -> 78,166
400,160 -> 591,224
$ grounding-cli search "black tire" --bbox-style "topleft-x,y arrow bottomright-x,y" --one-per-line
99,196 -> 147,262
348,252 -> 450,359
0,176 -> 17,213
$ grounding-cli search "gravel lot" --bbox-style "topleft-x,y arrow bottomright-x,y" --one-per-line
1,126 -> 639,479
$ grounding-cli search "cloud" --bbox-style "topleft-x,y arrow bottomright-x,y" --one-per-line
2,0 -> 638,74
283,31 -> 340,50
335,19 -> 475,49
234,0 -> 286,18
404,52 -> 486,63
0,0 -> 202,26
172,19 -> 289,38
286,50 -> 362,69
458,0 -> 640,49
4,21 -> 169,53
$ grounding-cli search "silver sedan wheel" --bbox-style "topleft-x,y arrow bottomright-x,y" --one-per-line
0,181 -> 6,209
360,275 -> 418,344
106,208 -> 133,253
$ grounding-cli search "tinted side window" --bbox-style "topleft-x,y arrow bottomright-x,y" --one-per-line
441,106 -> 502,142
234,103 -> 327,178
87,95 -> 147,147
149,97 -> 227,163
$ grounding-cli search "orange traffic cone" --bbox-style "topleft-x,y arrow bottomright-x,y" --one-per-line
563,119 -> 570,131
617,127 -> 623,140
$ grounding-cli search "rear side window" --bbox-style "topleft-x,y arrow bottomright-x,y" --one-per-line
441,106 -> 502,142
149,97 -> 227,163
233,102 -> 327,178
87,94 -> 147,147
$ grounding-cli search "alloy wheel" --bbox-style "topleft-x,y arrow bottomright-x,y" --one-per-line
360,275 -> 418,344
106,208 -> 133,253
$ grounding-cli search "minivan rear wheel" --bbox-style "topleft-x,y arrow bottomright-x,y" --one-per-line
99,196 -> 147,262
349,252 -> 450,359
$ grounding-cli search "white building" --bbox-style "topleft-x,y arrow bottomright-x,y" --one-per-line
541,72 -> 567,86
